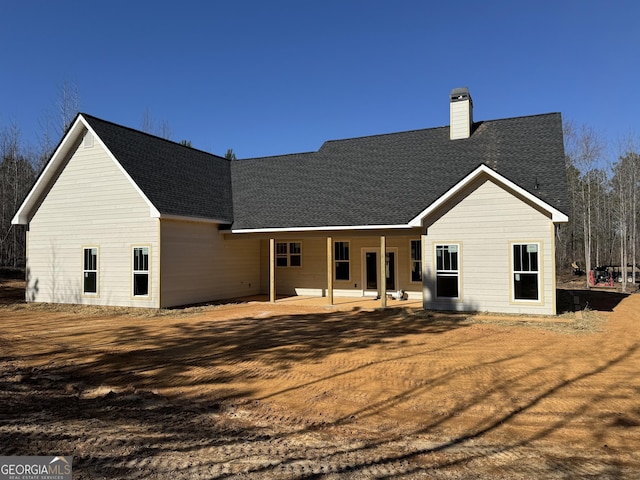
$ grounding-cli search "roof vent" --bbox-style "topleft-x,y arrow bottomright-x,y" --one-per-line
449,87 -> 473,140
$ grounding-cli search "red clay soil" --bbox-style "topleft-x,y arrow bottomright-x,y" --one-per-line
0,279 -> 639,479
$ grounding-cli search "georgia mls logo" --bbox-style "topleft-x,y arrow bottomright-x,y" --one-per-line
0,456 -> 72,480
49,457 -> 71,473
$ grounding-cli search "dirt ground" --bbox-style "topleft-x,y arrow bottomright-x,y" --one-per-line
1,277 -> 639,479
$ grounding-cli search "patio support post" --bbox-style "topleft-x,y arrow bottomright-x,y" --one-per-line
269,238 -> 276,303
327,236 -> 333,305
421,233 -> 427,308
380,235 -> 387,307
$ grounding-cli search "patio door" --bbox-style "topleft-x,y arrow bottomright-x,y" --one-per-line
363,250 -> 396,295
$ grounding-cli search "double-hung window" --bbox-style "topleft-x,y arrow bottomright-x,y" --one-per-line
83,247 -> 98,294
334,241 -> 350,281
276,242 -> 301,267
133,247 -> 150,297
513,243 -> 539,301
435,244 -> 459,298
410,239 -> 422,282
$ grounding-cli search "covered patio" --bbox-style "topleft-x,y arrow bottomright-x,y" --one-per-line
266,293 -> 422,310
219,293 -> 423,312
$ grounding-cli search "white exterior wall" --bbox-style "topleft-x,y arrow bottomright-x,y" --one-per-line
259,235 -> 423,299
27,134 -> 160,307
160,220 -> 261,307
422,177 -> 556,315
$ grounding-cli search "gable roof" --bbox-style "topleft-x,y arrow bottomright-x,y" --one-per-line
409,163 -> 568,225
13,114 -> 233,225
82,114 -> 234,223
14,111 -> 569,232
230,113 -> 569,231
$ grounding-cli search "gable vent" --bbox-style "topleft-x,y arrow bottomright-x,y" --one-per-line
83,131 -> 94,149
449,87 -> 473,140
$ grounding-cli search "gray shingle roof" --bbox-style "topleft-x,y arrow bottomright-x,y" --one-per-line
80,112 -> 568,231
230,113 -> 568,230
82,114 -> 233,223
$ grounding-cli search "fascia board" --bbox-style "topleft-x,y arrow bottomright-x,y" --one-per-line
231,224 -> 414,234
408,164 -> 569,226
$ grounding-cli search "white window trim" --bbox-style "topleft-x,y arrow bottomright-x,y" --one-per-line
334,240 -> 351,282
132,245 -> 151,298
410,239 -> 422,283
511,242 -> 543,303
82,246 -> 99,296
275,241 -> 302,268
434,243 -> 461,300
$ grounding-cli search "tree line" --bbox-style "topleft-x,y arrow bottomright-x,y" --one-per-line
0,82 -> 78,268
2,93 -> 638,289
558,122 -> 639,291
0,122 -> 36,267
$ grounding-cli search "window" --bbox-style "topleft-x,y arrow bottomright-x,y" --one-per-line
276,242 -> 288,267
83,247 -> 98,294
133,247 -> 150,297
276,242 -> 301,267
513,243 -> 539,301
410,239 -> 422,282
334,241 -> 350,281
435,244 -> 459,298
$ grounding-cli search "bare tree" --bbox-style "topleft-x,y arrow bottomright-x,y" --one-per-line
159,120 -> 171,140
612,135 -> 640,291
36,80 -> 81,173
141,109 -> 171,139
141,108 -> 155,134
0,122 -> 35,267
0,83 -> 78,267
37,112 -> 55,173
58,80 -> 80,136
563,122 -> 605,286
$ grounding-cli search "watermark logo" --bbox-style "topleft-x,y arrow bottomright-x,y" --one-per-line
0,456 -> 72,480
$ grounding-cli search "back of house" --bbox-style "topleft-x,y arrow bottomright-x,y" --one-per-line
13,88 -> 569,313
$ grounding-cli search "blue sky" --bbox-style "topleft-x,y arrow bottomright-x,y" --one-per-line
1,0 -> 638,159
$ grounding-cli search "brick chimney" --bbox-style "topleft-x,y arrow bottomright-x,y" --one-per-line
449,87 -> 473,140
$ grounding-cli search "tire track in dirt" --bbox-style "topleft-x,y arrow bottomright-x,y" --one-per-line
2,292 -> 640,478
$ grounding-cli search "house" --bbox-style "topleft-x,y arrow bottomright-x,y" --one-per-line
12,88 -> 569,314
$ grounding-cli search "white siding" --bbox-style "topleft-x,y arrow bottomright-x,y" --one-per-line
259,235 -> 423,299
450,99 -> 472,140
27,135 -> 160,307
160,220 -> 261,307
423,177 -> 556,315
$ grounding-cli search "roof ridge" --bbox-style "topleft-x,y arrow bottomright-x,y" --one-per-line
318,112 -> 561,148
320,125 -> 449,147
241,151 -> 317,161
480,111 -> 561,123
80,112 -> 229,161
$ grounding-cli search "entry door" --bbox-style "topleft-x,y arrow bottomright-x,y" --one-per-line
364,251 -> 396,293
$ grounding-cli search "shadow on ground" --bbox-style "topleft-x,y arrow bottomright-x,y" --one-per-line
13,307 -> 470,391
557,287 -> 630,313
1,292 -> 639,478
